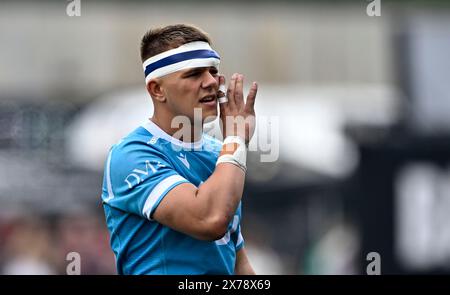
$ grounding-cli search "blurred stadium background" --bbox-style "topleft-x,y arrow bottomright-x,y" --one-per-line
1,0 -> 450,274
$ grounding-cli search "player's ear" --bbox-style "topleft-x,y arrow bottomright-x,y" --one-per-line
147,79 -> 166,102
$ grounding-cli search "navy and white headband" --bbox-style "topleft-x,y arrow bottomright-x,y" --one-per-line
143,41 -> 221,83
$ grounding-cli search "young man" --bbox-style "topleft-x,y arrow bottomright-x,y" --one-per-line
101,24 -> 258,275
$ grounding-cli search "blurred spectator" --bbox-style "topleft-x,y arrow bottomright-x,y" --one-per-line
0,214 -> 115,275
1,217 -> 56,275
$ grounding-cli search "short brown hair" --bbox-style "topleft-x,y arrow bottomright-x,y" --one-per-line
140,24 -> 211,62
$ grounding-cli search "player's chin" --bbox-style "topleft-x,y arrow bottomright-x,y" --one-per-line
198,102 -> 218,120
201,107 -> 218,123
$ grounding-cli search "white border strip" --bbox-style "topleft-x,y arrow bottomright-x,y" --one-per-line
236,232 -> 244,246
103,150 -> 115,203
142,174 -> 187,219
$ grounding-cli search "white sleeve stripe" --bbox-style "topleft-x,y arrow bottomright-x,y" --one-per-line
103,150 -> 115,203
237,232 -> 244,246
142,174 -> 187,219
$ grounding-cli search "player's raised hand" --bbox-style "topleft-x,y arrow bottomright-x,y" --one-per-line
218,73 -> 258,145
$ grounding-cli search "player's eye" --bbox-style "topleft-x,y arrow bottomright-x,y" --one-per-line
210,68 -> 218,76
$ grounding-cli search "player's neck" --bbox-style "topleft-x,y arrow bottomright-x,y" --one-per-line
150,114 -> 203,143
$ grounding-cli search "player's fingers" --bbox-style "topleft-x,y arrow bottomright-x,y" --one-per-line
219,99 -> 227,119
226,73 -> 238,110
245,81 -> 258,112
234,74 -> 244,109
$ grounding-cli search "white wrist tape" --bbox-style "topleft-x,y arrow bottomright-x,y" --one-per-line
219,84 -> 227,93
216,136 -> 247,172
218,83 -> 228,104
218,96 -> 228,104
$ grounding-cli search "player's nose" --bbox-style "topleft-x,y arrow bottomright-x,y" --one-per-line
202,71 -> 219,90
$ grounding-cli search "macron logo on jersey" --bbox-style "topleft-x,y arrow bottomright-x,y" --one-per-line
177,153 -> 190,169
147,136 -> 158,145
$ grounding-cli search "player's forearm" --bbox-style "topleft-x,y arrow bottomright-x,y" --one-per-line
195,162 -> 245,228
235,248 -> 256,275
197,135 -> 248,230
235,262 -> 256,275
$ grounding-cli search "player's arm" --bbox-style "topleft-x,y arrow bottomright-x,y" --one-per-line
235,247 -> 256,275
153,73 -> 257,241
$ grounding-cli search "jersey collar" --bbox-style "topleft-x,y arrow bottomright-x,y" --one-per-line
141,119 -> 204,150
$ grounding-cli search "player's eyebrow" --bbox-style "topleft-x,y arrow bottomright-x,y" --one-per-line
182,68 -> 203,77
183,67 -> 219,77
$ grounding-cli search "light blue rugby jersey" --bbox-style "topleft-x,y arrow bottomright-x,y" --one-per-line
101,120 -> 244,275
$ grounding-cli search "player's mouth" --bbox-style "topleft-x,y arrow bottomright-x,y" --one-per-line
199,95 -> 217,107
